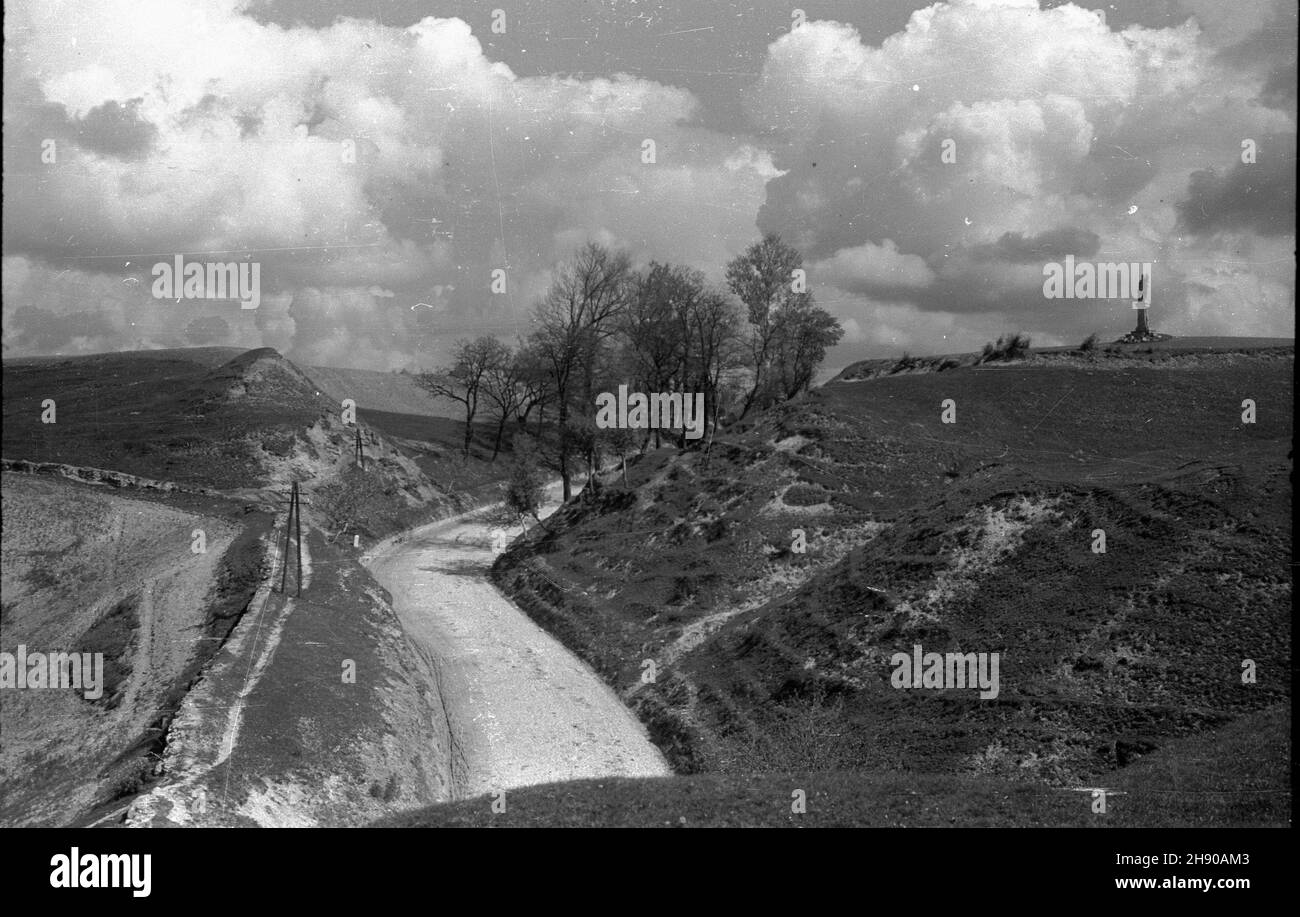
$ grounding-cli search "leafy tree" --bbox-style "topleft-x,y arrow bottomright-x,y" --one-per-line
726,234 -> 838,416
771,298 -> 844,399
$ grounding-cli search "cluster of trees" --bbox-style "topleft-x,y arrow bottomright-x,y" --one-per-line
418,234 -> 843,501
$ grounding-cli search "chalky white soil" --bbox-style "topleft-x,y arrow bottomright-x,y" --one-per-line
0,474 -> 238,826
364,488 -> 670,798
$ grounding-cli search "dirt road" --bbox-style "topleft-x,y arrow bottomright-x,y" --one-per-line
364,491 -> 670,798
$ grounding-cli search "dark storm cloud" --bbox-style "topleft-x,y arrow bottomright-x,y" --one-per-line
74,99 -> 158,159
1177,139 -> 1298,237
976,228 -> 1103,263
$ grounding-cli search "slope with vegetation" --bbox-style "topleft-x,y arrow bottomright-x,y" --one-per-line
1,345 -> 518,826
487,343 -> 1292,826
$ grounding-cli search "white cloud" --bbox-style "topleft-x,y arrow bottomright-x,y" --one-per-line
812,240 -> 936,292
750,0 -> 1295,349
2,2 -> 771,363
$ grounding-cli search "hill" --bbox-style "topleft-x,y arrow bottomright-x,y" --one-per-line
487,343 -> 1292,825
303,364 -> 463,418
0,346 -> 506,522
1,346 -> 517,826
836,336 -> 1295,382
2,347 -> 336,489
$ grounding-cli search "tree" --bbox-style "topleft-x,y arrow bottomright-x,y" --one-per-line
511,341 -> 553,437
528,243 -> 633,501
622,262 -> 698,446
772,299 -> 844,399
684,286 -> 743,440
603,426 -> 638,484
480,342 -> 523,461
725,234 -> 841,415
417,336 -> 508,459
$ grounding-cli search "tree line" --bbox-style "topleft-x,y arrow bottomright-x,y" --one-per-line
418,233 -> 843,501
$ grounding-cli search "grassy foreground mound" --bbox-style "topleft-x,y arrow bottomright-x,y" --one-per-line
380,705 -> 1287,828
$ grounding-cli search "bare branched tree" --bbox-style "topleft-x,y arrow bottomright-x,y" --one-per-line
527,243 -> 632,500
418,335 -> 509,459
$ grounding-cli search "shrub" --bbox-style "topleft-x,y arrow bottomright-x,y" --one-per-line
505,451 -> 547,525
889,352 -> 922,374
978,332 -> 1032,363
108,757 -> 154,800
722,681 -> 867,773
316,464 -> 403,540
1079,332 -> 1099,352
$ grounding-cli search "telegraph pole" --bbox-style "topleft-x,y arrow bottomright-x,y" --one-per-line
275,481 -> 309,597
294,481 -> 302,597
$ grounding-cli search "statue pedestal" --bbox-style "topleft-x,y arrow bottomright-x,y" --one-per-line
1115,305 -> 1171,343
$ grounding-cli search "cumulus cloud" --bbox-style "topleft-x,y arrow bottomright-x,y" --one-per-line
749,0 -> 1295,347
811,240 -> 936,294
2,0 -> 772,364
1,0 -> 1293,367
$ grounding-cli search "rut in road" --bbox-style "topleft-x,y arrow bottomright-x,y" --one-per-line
365,492 -> 671,799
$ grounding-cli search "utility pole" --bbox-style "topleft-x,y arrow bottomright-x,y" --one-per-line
294,481 -> 302,597
354,426 -> 365,470
275,481 -> 309,597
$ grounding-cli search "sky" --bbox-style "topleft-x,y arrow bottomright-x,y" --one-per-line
3,0 -> 1295,372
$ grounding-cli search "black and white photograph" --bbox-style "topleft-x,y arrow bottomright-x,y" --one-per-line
0,0 -> 1293,887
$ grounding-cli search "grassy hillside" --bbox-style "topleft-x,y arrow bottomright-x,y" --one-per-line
1,346 -> 515,527
303,364 -> 463,418
1,346 -> 516,826
1,474 -> 270,826
381,705 -> 1287,827
2,347 -> 335,489
836,337 -> 1294,382
490,344 -> 1292,825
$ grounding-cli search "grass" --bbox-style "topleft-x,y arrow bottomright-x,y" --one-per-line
79,596 -> 140,708
377,705 -> 1288,827
1,348 -> 331,488
490,347 -> 1292,825
4,346 -> 522,826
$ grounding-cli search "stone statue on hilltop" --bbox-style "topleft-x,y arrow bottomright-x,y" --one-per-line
1116,269 -> 1172,343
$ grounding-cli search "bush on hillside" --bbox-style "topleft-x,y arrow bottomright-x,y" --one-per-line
978,333 -> 1032,363
506,447 -> 547,526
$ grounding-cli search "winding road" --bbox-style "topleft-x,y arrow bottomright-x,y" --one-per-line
364,490 -> 670,799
